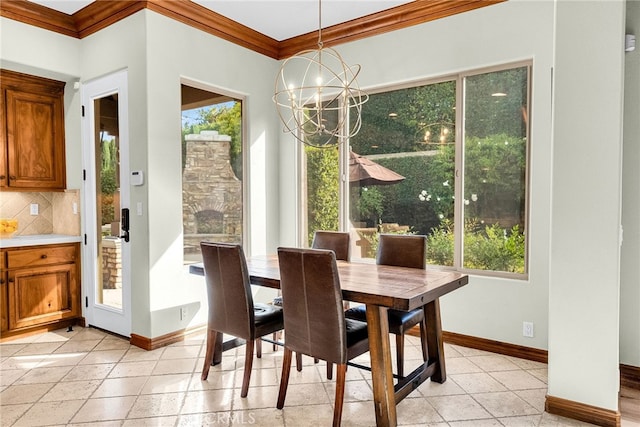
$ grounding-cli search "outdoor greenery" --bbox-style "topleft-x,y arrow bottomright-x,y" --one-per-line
306,66 -> 528,273
181,101 -> 243,178
100,136 -> 118,227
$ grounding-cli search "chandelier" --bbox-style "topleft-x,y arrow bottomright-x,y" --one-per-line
273,0 -> 368,148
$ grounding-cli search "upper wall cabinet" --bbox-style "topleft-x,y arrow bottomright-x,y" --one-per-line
0,70 -> 67,191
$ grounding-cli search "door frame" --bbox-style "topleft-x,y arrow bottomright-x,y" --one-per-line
81,69 -> 131,337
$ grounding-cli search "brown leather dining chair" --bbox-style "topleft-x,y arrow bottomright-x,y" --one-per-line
200,242 -> 284,397
344,233 -> 428,377
272,230 -> 350,375
276,247 -> 369,427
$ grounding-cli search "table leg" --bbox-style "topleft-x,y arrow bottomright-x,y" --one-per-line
366,304 -> 397,427
424,298 -> 446,383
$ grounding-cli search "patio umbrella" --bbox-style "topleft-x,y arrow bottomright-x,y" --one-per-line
349,151 -> 405,186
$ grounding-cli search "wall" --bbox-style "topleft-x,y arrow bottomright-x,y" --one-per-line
621,0 -> 640,368
143,11 -> 281,338
279,0 -> 555,350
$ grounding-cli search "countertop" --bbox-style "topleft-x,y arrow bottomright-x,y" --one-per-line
0,234 -> 82,249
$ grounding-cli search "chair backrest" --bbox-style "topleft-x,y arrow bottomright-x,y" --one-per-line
376,234 -> 427,269
312,230 -> 350,261
277,247 -> 348,364
200,242 -> 254,340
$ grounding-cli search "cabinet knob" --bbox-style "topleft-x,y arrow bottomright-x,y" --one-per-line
41,254 -> 48,259
9,176 -> 16,180
0,175 -> 5,180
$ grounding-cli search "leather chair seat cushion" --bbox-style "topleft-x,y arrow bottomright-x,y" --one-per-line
254,303 -> 283,325
345,306 -> 423,333
345,318 -> 369,347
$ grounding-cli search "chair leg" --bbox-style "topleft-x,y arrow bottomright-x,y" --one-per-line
240,339 -> 255,397
327,362 -> 333,380
396,333 -> 404,378
201,329 -> 217,380
296,352 -> 303,372
256,338 -> 262,358
272,332 -> 278,351
419,316 -> 429,362
277,347 -> 293,409
332,364 -> 347,427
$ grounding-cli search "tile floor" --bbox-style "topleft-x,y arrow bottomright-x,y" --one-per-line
0,326 -> 638,426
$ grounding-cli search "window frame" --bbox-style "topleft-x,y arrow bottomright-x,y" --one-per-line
298,60 -> 532,279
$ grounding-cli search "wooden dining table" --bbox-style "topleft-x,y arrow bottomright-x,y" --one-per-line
190,255 -> 468,427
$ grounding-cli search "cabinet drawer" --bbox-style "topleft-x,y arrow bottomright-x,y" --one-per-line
7,245 -> 77,269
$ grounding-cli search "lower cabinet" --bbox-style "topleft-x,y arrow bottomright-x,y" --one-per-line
1,243 -> 81,338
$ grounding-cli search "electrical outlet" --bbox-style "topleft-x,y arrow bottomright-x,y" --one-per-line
30,203 -> 39,215
180,307 -> 187,321
523,321 -> 534,338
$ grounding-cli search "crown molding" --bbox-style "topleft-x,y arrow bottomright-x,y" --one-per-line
1,0 -> 504,60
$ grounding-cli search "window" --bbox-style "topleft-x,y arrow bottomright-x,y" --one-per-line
302,62 -> 530,276
181,85 -> 243,264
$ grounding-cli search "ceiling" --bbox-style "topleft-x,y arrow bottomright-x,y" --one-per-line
27,0 -> 414,41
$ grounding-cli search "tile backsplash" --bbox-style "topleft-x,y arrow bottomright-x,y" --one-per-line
0,190 -> 80,236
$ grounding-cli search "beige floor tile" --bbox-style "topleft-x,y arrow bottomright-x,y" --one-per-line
427,394 -> 493,421
189,370 -> 236,391
468,355 -> 522,372
78,349 -> 127,365
71,396 -> 136,423
121,347 -> 165,362
61,363 -> 115,381
128,392 -> 186,418
141,373 -> 192,394
418,377 -> 466,397
324,379 -> 373,402
490,370 -> 548,390
161,345 -> 201,360
0,403 -> 32,425
515,388 -> 548,412
232,384 -> 280,409
35,352 -> 86,368
282,403 -> 335,427
449,372 -> 508,394
230,407 -> 285,426
108,360 -> 157,378
275,363 -> 323,384
68,328 -> 109,341
54,339 -> 101,354
14,365 -> 72,384
449,419 -> 504,426
66,422 -> 123,427
0,344 -> 26,357
181,389 -> 234,414
92,376 -> 148,397
528,368 -> 548,384
506,356 -> 548,370
32,330 -> 76,343
340,400 -> 378,426
94,338 -> 131,351
472,391 -> 539,418
445,356 -> 484,374
1,355 -> 45,370
539,411 -> 599,426
122,416 -> 178,426
152,358 -> 197,375
0,383 -> 54,404
395,396 -> 444,425
0,369 -> 26,386
12,399 -> 85,426
40,379 -> 102,401
498,414 -> 544,426
233,367 -> 279,388
275,382 -> 331,406
13,342 -> 63,356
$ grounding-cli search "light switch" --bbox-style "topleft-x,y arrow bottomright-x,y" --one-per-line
72,202 -> 78,215
30,203 -> 39,215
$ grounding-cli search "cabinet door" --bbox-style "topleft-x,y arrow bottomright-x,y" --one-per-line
0,90 -> 6,188
0,273 -> 7,333
8,264 -> 78,330
5,88 -> 66,189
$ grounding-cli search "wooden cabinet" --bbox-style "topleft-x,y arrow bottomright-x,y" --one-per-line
0,250 -> 7,333
1,243 -> 80,338
0,69 -> 66,190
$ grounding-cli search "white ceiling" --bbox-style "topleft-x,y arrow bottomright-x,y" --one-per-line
27,0 -> 413,41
